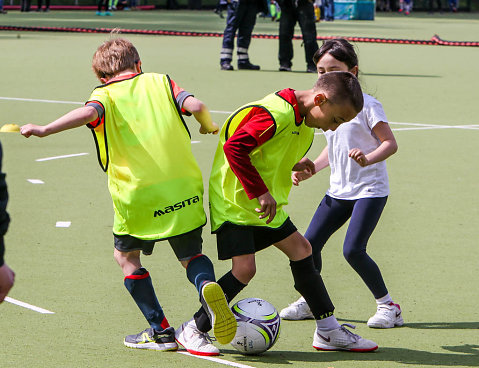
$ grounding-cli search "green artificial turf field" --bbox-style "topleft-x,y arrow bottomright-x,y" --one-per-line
0,10 -> 478,368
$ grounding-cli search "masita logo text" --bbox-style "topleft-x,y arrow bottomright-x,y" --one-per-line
154,196 -> 200,217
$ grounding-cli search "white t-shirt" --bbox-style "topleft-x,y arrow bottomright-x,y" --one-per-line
324,93 -> 390,200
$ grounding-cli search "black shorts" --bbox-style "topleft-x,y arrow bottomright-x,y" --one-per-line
216,218 -> 297,260
114,227 -> 203,261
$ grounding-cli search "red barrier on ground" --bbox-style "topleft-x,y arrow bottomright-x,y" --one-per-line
4,5 -> 155,10
0,25 -> 478,47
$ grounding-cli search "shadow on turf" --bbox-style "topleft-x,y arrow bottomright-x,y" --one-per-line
221,344 -> 479,367
362,72 -> 441,78
235,71 -> 442,77
338,318 -> 479,330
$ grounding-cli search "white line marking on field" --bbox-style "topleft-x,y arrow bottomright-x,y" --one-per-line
211,110 -> 233,115
0,96 -> 83,105
5,297 -> 55,314
3,96 -> 478,131
36,153 -> 89,162
27,179 -> 44,184
192,141 -> 200,144
177,351 -> 256,368
56,221 -> 71,228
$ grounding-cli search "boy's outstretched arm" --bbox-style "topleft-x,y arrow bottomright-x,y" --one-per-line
20,106 -> 98,138
182,96 -> 219,135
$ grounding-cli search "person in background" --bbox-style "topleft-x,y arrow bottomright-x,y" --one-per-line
428,0 -> 442,13
36,0 -> 50,12
277,0 -> 319,73
21,0 -> 31,12
0,0 -> 7,14
96,0 -> 112,16
0,141 -> 14,304
220,0 -> 267,71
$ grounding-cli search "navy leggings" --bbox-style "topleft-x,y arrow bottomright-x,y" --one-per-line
305,195 -> 389,299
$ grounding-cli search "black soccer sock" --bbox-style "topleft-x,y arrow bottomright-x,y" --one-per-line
290,255 -> 335,320
194,270 -> 247,333
186,254 -> 216,294
124,268 -> 170,331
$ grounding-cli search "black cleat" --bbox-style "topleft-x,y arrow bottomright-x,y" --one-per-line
221,62 -> 234,71
238,61 -> 260,70
279,65 -> 292,72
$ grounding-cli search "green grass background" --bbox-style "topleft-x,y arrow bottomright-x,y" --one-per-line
1,10 -> 478,368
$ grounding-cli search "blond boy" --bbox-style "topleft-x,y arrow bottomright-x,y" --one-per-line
21,37 -> 236,352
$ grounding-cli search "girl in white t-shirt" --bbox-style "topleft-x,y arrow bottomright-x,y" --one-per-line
280,39 -> 402,329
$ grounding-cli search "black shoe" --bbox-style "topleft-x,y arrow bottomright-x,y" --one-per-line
279,65 -> 292,72
238,61 -> 260,70
124,327 -> 178,351
306,65 -> 317,73
220,62 -> 234,71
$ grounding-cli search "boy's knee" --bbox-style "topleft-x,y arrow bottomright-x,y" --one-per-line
233,262 -> 256,284
294,237 -> 313,260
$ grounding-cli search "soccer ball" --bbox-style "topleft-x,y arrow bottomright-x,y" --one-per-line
230,298 -> 281,355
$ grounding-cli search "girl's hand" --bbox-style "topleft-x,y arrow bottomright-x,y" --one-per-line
349,148 -> 369,167
291,170 -> 313,186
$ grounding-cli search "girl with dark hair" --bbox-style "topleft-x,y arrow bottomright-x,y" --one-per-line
280,39 -> 402,330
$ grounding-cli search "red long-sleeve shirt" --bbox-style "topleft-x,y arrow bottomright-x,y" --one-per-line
223,88 -> 303,199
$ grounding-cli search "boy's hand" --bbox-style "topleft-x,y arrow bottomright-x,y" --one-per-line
199,122 -> 219,135
20,124 -> 47,138
255,192 -> 276,224
291,157 -> 315,186
349,148 -> 369,167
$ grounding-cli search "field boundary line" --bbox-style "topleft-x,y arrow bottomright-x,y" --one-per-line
177,351 -> 256,368
36,153 -> 89,161
0,96 -> 83,105
5,297 -> 55,314
2,96 -> 477,131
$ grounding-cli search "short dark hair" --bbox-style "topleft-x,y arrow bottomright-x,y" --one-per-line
314,71 -> 364,113
313,38 -> 359,71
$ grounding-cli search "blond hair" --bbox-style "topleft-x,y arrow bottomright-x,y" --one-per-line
92,37 -> 140,80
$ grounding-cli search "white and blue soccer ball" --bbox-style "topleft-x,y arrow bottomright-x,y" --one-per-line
230,297 -> 281,355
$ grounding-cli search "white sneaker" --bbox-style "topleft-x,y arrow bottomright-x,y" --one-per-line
367,303 -> 404,328
279,296 -> 314,320
313,324 -> 378,352
175,318 -> 220,356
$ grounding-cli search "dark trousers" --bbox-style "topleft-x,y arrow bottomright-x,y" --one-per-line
305,195 -> 389,299
21,0 -> 31,11
98,0 -> 108,11
221,1 -> 258,65
278,0 -> 318,69
37,0 -> 50,9
428,0 -> 442,11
